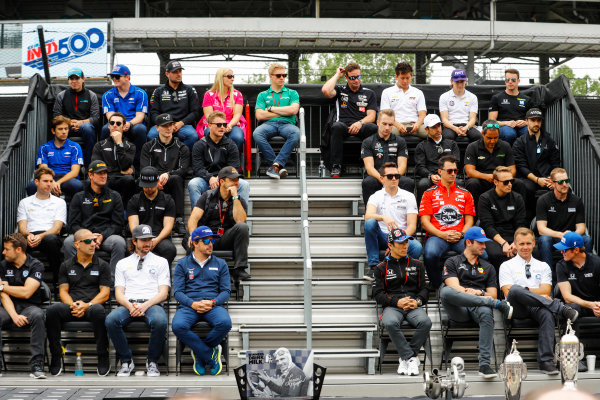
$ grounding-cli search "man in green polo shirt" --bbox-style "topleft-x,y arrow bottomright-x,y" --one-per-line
253,63 -> 300,179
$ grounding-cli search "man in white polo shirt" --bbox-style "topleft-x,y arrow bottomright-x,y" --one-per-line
380,62 -> 427,139
105,224 -> 170,378
17,166 -> 67,277
363,162 -> 422,281
439,69 -> 481,142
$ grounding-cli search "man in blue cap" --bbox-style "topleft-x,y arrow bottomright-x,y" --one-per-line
171,226 -> 231,376
440,226 -> 513,379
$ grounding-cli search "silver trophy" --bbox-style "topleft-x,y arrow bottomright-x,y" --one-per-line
499,340 -> 527,400
554,319 -> 584,391
423,357 -> 468,400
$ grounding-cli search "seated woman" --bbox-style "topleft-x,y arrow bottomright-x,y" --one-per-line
439,68 -> 481,142
196,68 -> 246,151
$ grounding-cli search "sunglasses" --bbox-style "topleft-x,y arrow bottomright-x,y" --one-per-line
442,168 -> 459,174
383,174 -> 400,180
201,238 -> 215,245
273,74 -> 287,78
109,120 -> 123,126
224,74 -> 235,79
505,77 -> 518,83
498,179 -> 514,186
484,123 -> 500,129
346,74 -> 362,81
453,74 -> 467,80
76,238 -> 97,245
210,122 -> 227,128
554,179 -> 570,185
110,75 -> 121,80
525,263 -> 531,279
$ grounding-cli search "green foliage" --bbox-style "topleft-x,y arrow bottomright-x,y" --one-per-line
551,65 -> 600,96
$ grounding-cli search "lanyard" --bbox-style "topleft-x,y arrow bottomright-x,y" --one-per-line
271,90 -> 284,107
218,199 -> 228,227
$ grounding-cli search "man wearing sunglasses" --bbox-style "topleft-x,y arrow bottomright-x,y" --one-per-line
499,227 -> 578,375
536,168 -> 592,277
488,68 -> 532,145
101,64 -> 148,168
253,63 -> 300,179
53,67 -> 99,167
91,112 -> 136,207
172,225 -> 231,376
148,60 -> 200,151
321,61 -> 378,178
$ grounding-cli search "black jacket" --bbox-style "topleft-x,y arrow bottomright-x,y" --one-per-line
372,256 -> 429,309
91,137 -> 135,177
512,131 -> 560,179
53,85 -> 100,125
68,182 -> 124,238
477,189 -> 527,242
140,137 -> 191,177
192,134 -> 241,182
149,82 -> 201,126
415,136 -> 461,179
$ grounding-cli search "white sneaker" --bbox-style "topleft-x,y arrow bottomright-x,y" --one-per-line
397,358 -> 408,375
407,356 -> 420,376
146,361 -> 160,377
117,361 -> 135,377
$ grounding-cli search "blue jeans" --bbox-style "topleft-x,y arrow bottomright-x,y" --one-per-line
499,125 -> 528,145
423,236 -> 467,289
105,305 -> 168,363
71,122 -> 96,167
252,120 -> 300,167
26,174 -> 83,198
537,234 -> 593,274
363,219 -> 422,266
101,123 -> 147,166
149,124 -> 198,150
172,306 -> 231,365
188,177 -> 250,208
204,126 -> 245,152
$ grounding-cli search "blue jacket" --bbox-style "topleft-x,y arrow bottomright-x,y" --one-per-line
173,253 -> 230,307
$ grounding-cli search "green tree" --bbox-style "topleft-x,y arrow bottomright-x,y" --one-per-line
551,65 -> 600,96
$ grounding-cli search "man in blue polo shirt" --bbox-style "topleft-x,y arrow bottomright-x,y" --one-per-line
101,64 -> 148,167
26,116 -> 84,198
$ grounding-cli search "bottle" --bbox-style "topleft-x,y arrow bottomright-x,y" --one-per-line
318,160 -> 326,178
74,352 -> 84,376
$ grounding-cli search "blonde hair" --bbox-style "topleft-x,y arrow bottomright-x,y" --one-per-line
268,63 -> 286,75
209,68 -> 235,110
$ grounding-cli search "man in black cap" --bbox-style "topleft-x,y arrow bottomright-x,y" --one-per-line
187,166 -> 250,282
127,166 -> 177,265
149,60 -> 200,150
141,113 -> 191,236
91,112 -> 136,208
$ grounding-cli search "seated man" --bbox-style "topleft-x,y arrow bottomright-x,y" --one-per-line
63,160 -> 126,278
188,111 -> 250,207
0,233 -> 46,379
46,229 -> 111,376
253,63 -> 300,179
499,227 -> 578,375
439,69 -> 481,142
91,112 -> 136,207
321,61 -> 378,178
536,168 -> 593,276
477,166 -> 527,270
141,113 -> 190,236
53,67 -> 100,166
419,155 -> 475,288
440,227 -> 513,379
105,224 -> 170,377
172,226 -> 231,376
380,62 -> 427,139
187,167 -> 250,282
17,167 -> 66,277
101,64 -> 148,167
26,116 -> 83,198
127,166 -> 177,266
372,229 -> 431,376
363,162 -> 421,281
361,109 -> 414,204
414,114 -> 460,202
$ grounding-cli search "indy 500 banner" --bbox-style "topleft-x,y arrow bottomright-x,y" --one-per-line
21,22 -> 109,78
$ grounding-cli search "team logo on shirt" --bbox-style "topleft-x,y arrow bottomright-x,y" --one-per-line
69,269 -> 77,275
584,273 -> 593,278
548,207 -> 556,213
23,270 -> 29,278
501,99 -> 510,105
433,204 -> 462,227
569,273 -> 576,280
5,270 -> 13,277
449,101 -> 455,106
149,268 -> 156,275
386,269 -> 397,280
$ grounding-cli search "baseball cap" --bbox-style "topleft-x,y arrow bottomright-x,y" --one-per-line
88,160 -> 108,173
166,60 -> 184,72
424,114 -> 441,128
387,228 -> 413,244
139,166 -> 159,188
464,227 -> 491,242
132,224 -> 155,239
191,226 -> 220,241
156,114 -> 174,126
218,166 -> 241,180
67,67 -> 83,78
526,108 -> 544,120
553,232 -> 584,251
110,64 -> 130,76
451,69 -> 467,82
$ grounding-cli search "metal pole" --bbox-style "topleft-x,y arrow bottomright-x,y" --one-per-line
315,0 -> 320,18
36,25 -> 51,85
135,0 -> 140,18
299,107 -> 312,350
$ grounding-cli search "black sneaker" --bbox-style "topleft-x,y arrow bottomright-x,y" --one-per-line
235,268 -> 251,281
30,361 -> 46,379
539,361 -> 559,375
496,300 -> 513,320
363,266 -> 377,282
49,356 -> 63,376
97,354 -> 110,376
478,364 -> 498,379
175,217 -> 187,236
330,165 -> 341,178
561,305 -> 579,323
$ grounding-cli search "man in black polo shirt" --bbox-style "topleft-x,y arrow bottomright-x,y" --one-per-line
360,109 -> 413,204
464,120 -> 523,206
512,108 -> 560,219
322,61 -> 378,178
415,114 -> 460,202
0,233 -> 46,378
46,228 -> 111,377
478,166 -> 527,270
440,227 -> 513,379
536,168 -> 592,275
127,166 -> 177,265
187,166 -> 250,283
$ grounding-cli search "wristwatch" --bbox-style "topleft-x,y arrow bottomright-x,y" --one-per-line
0,285 -> 4,292
416,298 -> 422,307
232,195 -> 239,201
267,106 -> 273,112
88,302 -> 93,308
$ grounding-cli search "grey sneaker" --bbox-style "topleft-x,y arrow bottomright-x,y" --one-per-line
561,305 -> 579,323
117,361 -> 134,377
363,266 -> 377,282
146,361 -> 160,377
478,364 -> 498,379
496,300 -> 513,319
30,362 -> 46,379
